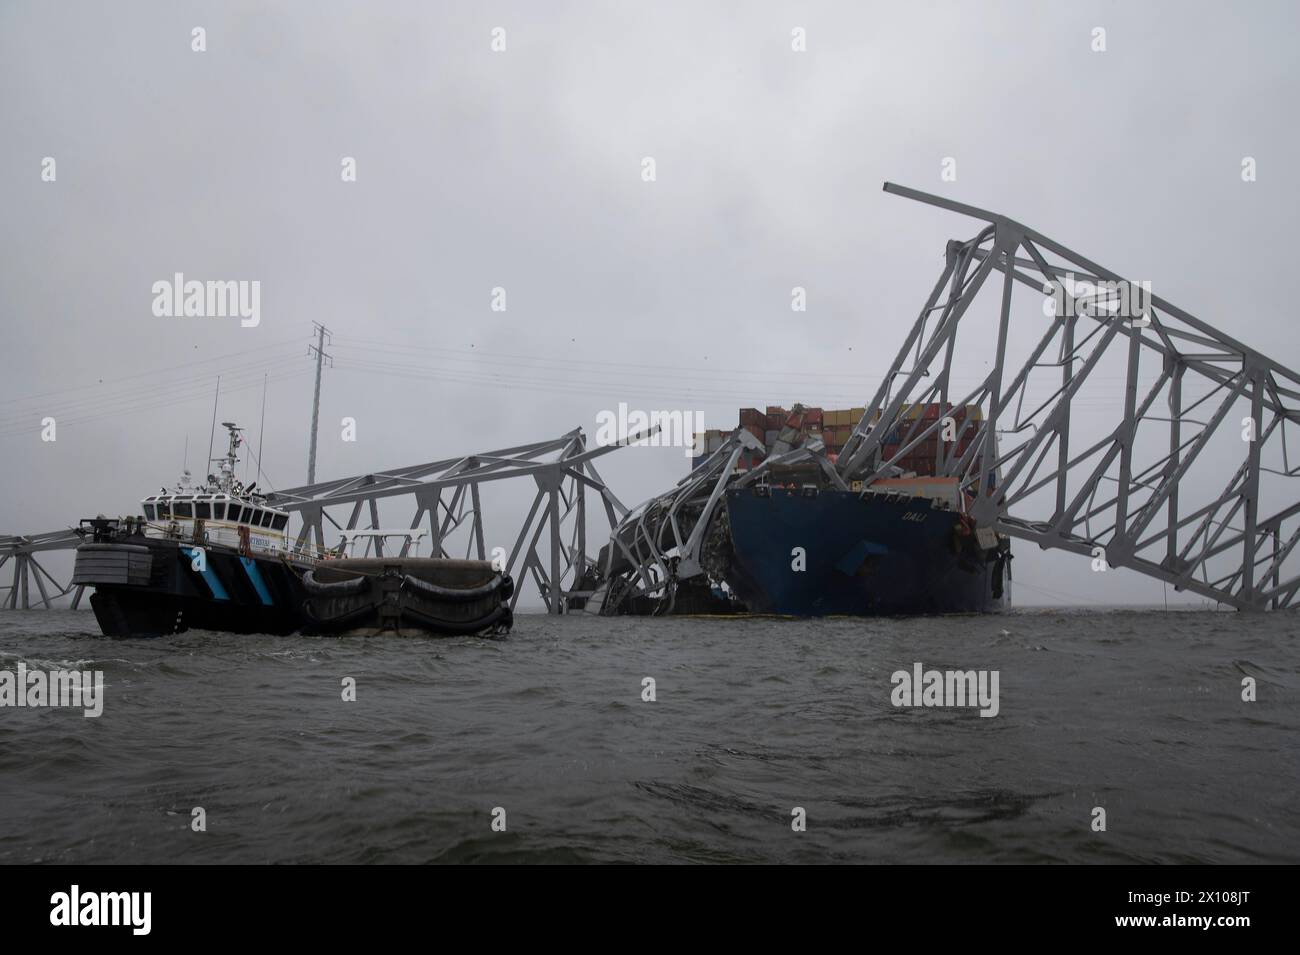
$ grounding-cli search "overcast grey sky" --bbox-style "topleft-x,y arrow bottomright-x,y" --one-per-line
3,0 -> 1298,607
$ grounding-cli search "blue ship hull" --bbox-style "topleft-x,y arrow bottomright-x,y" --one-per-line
722,488 -> 1009,615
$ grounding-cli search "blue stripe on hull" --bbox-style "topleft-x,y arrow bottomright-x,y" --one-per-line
180,546 -> 230,601
723,489 -> 1004,615
239,556 -> 275,606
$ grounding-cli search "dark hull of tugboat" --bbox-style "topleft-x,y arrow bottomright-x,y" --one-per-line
73,539 -> 306,637
721,488 -> 1011,616
301,558 -> 513,636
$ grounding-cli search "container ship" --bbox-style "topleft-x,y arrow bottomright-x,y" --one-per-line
594,402 -> 1011,617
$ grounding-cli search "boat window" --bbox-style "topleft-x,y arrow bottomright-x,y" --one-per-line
212,503 -> 225,520
143,504 -> 155,520
272,513 -> 288,531
195,503 -> 211,519
230,505 -> 246,523
174,501 -> 192,518
263,510 -> 277,527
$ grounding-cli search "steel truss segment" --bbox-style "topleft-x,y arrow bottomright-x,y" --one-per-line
0,529 -> 84,609
840,183 -> 1300,610
259,429 -> 634,615
595,429 -> 755,614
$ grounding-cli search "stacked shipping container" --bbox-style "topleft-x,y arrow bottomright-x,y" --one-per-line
690,403 -> 984,475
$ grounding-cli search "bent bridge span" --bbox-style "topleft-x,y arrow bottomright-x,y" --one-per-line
835,183 -> 1300,610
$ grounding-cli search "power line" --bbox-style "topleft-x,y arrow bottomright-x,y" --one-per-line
0,338 -> 302,408
0,352 -> 302,428
0,360 -> 305,431
329,353 -> 1218,412
330,335 -> 1147,385
0,369 -> 311,438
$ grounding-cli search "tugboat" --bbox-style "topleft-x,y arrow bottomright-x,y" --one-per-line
73,423 -> 307,636
72,424 -> 514,637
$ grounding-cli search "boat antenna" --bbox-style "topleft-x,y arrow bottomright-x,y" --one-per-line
206,375 -> 222,476
183,433 -> 189,474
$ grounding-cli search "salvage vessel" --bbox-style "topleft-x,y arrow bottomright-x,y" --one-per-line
72,424 -> 513,637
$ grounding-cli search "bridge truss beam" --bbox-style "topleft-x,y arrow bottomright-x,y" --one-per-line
838,183 -> 1300,610
596,427 -> 769,614
0,530 -> 86,609
265,428 -> 632,614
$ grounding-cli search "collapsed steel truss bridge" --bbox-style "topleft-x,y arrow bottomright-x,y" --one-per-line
6,185 -> 1299,614
2,430 -> 635,615
264,428 -> 630,614
600,183 -> 1300,612
0,529 -> 86,609
834,183 -> 1300,610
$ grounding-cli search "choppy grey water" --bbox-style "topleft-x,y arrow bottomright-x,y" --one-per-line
0,608 -> 1296,864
